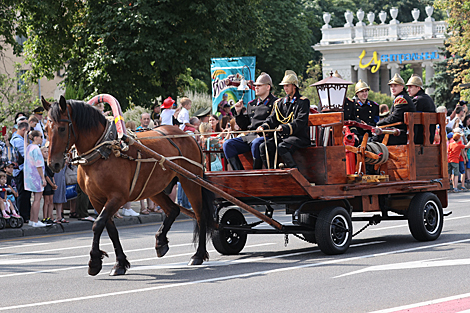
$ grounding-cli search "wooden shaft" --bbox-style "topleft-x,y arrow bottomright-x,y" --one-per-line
128,137 -> 283,230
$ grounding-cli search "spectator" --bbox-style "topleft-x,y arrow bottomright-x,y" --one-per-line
40,146 -> 56,224
379,104 -> 390,119
24,130 -> 47,227
199,122 -> 222,171
0,171 -> 20,219
448,132 -> 470,192
10,122 -> 31,222
1,162 -> 18,205
160,97 -> 181,126
151,100 -> 161,124
53,166 -> 68,223
217,93 -> 229,116
0,132 -> 18,169
28,116 -> 39,131
178,97 -> 198,132
194,107 -> 211,123
209,114 -> 222,136
447,105 -> 466,133
136,113 -> 151,131
32,107 -> 47,145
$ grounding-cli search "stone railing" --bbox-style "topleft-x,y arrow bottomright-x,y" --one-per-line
319,6 -> 447,45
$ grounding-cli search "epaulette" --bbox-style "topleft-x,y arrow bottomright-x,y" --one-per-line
347,97 -> 353,102
274,99 -> 281,104
371,101 -> 378,106
300,96 -> 307,100
394,95 -> 408,105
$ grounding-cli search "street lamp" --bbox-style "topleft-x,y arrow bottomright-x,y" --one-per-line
311,71 -> 352,112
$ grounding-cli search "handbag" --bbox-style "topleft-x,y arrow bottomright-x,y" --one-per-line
65,184 -> 78,200
206,138 -> 223,171
65,164 -> 78,185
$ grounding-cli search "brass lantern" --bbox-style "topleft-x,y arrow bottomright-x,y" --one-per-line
311,72 -> 352,112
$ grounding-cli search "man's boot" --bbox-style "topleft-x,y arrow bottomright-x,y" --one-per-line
227,156 -> 244,171
279,152 -> 298,169
252,158 -> 263,169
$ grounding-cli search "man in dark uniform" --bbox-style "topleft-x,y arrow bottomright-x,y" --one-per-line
376,73 -> 416,145
406,74 -> 436,144
257,70 -> 310,169
223,73 -> 277,170
354,80 -> 379,139
194,107 -> 211,123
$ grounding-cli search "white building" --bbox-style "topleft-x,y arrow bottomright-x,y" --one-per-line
313,6 -> 446,95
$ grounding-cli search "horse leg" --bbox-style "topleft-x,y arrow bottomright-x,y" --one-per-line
149,193 -> 180,258
179,176 -> 215,266
87,199 -> 118,276
106,218 -> 130,276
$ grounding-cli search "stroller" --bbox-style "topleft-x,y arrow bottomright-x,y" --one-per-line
0,187 -> 23,229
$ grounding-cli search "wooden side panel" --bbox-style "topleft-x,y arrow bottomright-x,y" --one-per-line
239,151 -> 254,169
295,146 -> 327,184
362,195 -> 380,212
386,145 -> 410,181
326,146 -> 348,184
308,112 -> 343,127
416,146 -> 442,179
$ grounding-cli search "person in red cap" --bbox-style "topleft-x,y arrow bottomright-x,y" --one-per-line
160,97 -> 181,126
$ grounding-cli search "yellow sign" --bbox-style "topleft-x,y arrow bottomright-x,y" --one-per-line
358,50 -> 381,73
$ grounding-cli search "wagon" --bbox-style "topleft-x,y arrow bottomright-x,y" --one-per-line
204,111 -> 450,255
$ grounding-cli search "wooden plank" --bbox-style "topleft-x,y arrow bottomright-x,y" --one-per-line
239,151 -> 254,169
387,168 -> 410,181
404,113 -> 417,180
326,146 -> 348,184
308,112 -> 343,127
362,195 -> 380,212
205,170 -> 309,198
294,146 -> 327,184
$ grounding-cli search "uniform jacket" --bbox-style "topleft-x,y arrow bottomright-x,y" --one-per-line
412,89 -> 436,144
355,98 -> 379,126
235,93 -> 277,143
261,90 -> 310,148
377,90 -> 416,144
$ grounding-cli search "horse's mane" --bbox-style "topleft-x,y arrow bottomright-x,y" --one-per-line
49,99 -> 107,131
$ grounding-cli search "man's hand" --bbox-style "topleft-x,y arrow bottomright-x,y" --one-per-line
234,100 -> 244,115
256,126 -> 264,132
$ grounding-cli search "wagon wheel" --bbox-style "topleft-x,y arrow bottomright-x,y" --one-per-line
9,217 -> 21,228
315,207 -> 352,255
212,208 -> 247,255
407,192 -> 443,241
0,218 -> 5,230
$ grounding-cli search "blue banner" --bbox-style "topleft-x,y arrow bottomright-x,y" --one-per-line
211,56 -> 256,115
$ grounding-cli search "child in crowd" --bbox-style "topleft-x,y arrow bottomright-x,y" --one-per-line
2,162 -> 18,204
177,97 -> 198,132
0,171 -> 21,219
41,147 -> 57,224
448,132 -> 470,192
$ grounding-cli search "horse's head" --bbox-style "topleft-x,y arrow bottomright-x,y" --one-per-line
42,95 -> 76,173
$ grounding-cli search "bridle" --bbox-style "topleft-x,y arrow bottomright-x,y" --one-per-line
56,104 -> 76,160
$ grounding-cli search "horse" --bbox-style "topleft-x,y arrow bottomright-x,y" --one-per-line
42,95 -> 215,276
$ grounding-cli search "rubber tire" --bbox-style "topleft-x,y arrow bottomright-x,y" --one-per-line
0,218 -> 5,230
315,207 -> 352,255
212,208 -> 247,255
407,192 -> 443,241
13,217 -> 23,228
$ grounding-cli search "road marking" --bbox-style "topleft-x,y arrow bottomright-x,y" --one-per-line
1,238 -> 469,311
0,243 -> 113,257
370,215 -> 470,231
336,258 -> 470,278
0,242 -> 48,250
369,292 -> 470,313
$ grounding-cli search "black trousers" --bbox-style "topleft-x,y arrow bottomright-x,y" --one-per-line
259,138 -> 297,169
14,170 -> 31,221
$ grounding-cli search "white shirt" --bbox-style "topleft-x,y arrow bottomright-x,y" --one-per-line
161,109 -> 175,125
178,108 -> 190,131
33,119 -> 47,145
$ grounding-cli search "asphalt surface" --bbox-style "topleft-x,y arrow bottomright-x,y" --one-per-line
0,192 -> 469,312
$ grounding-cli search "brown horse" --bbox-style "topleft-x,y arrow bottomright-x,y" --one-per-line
42,96 -> 215,276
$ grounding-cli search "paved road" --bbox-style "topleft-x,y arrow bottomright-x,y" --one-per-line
1,193 -> 469,312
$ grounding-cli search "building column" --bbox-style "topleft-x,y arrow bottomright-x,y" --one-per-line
387,63 -> 401,80
357,68 -> 368,83
411,63 -> 423,78
368,69 -> 380,93
380,67 -> 390,95
423,61 -> 435,95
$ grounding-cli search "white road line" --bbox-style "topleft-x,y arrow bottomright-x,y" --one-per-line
1,238 -> 469,311
369,292 -> 470,313
0,243 -> 112,257
370,214 -> 470,231
0,242 -> 49,250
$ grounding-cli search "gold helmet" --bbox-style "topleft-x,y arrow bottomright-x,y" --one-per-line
406,74 -> 423,88
388,73 -> 405,86
279,70 -> 299,87
355,79 -> 370,94
253,72 -> 273,87
333,70 -> 342,79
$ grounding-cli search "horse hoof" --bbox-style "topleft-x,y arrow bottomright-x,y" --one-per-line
156,244 -> 169,258
109,266 -> 127,276
88,266 -> 102,276
188,257 -> 203,266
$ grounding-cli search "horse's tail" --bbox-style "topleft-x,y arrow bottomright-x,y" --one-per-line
193,174 -> 216,243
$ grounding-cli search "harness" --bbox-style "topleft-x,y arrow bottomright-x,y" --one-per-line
68,121 -> 204,201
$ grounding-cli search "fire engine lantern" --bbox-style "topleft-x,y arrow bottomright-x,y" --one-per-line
311,72 -> 352,112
